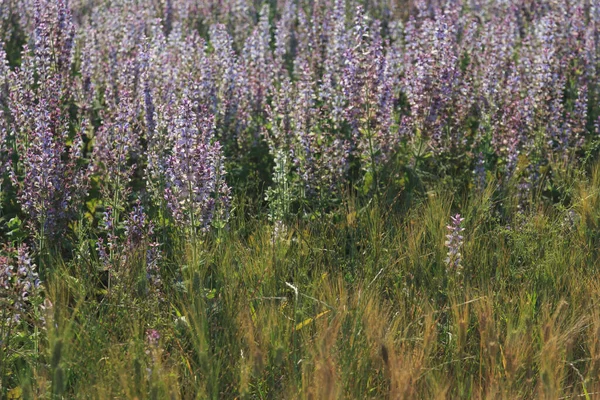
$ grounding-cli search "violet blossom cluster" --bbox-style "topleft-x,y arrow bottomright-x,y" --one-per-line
0,0 -> 598,248
97,201 -> 162,295
6,0 -> 88,239
0,42 -> 7,177
342,10 -> 398,175
0,244 -> 41,322
163,97 -> 230,233
402,3 -> 467,151
124,202 -> 163,294
445,214 -> 465,275
91,88 -> 140,212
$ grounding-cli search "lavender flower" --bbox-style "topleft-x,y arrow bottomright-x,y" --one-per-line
319,0 -> 349,125
209,24 -> 247,146
9,95 -> 89,238
163,96 -> 230,233
1,0 -> 600,251
402,5 -> 463,153
146,329 -> 160,348
97,206 -> 116,267
146,242 -> 162,295
239,5 -> 274,135
0,244 -> 41,322
97,200 -> 163,296
0,43 -> 8,177
342,12 -> 398,177
445,214 -> 465,275
291,60 -> 350,197
473,153 -> 486,191
92,87 -> 139,212
126,202 -> 163,295
5,0 -> 89,240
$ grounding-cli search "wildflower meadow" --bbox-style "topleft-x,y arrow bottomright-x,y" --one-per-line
1,0 -> 600,397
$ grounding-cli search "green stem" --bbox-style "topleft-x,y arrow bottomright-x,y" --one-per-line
365,86 -> 379,201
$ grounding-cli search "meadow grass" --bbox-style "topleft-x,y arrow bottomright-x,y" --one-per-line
4,164 -> 600,399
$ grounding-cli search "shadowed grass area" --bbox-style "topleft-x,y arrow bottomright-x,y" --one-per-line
4,164 -> 600,399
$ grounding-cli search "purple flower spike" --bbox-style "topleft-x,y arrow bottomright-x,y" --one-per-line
445,214 -> 465,275
0,244 -> 41,322
163,96 -> 230,233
